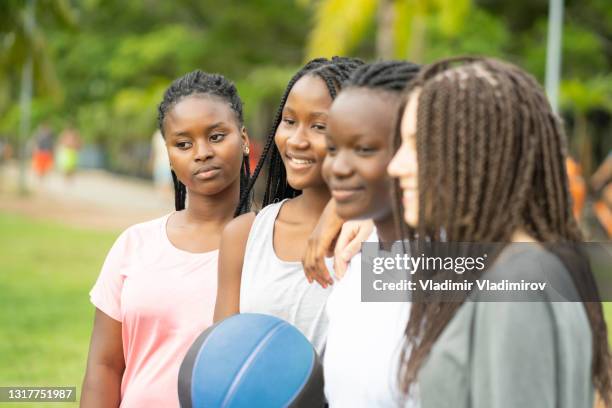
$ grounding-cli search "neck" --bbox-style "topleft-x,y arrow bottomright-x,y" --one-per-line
374,210 -> 398,244
184,179 -> 240,226
292,184 -> 331,220
511,228 -> 537,243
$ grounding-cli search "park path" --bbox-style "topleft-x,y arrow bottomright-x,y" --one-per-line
0,161 -> 174,231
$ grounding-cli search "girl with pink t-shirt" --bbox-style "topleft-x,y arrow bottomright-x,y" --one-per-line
81,71 -> 251,408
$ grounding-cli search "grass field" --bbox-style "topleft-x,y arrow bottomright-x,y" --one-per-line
0,213 -> 117,407
0,212 -> 611,407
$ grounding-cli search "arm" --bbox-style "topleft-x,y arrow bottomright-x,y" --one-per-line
303,199 -> 344,287
213,212 -> 256,323
80,309 -> 125,408
303,199 -> 375,286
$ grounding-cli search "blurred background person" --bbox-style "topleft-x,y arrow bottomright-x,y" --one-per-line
31,122 -> 55,181
57,125 -> 82,181
591,151 -> 612,238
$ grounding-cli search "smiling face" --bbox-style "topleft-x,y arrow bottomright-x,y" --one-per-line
322,88 -> 398,221
387,90 -> 420,227
274,74 -> 333,191
162,95 -> 247,196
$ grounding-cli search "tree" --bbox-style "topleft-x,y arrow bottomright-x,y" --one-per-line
561,76 -> 612,176
0,0 -> 77,193
305,0 -> 470,61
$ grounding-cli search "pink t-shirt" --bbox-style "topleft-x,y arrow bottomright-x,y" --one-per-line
90,213 -> 218,408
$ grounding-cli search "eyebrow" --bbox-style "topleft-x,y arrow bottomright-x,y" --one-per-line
171,122 -> 228,137
283,106 -> 296,115
282,106 -> 328,119
310,112 -> 328,119
205,122 -> 228,132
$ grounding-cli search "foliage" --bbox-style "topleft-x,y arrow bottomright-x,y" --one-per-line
0,0 -> 610,174
0,0 -> 311,174
306,0 -> 611,165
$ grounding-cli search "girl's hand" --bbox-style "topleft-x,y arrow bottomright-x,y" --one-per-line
333,220 -> 374,280
303,200 -> 344,288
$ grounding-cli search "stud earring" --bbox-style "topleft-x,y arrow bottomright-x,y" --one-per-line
243,145 -> 250,155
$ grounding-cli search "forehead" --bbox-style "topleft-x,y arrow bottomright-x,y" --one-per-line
401,90 -> 420,138
329,88 -> 397,132
285,74 -> 333,111
166,95 -> 237,128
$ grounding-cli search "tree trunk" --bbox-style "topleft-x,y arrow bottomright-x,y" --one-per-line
408,12 -> 426,63
18,0 -> 36,195
376,0 -> 394,59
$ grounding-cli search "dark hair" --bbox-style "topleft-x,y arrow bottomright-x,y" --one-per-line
157,70 -> 250,215
235,56 -> 364,214
344,60 -> 421,241
393,57 -> 612,404
344,60 -> 420,91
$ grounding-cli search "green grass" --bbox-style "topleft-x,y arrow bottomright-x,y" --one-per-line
0,212 -> 611,407
0,213 -> 118,407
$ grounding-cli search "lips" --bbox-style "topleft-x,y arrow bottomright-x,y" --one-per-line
285,152 -> 316,170
193,165 -> 221,180
329,184 -> 364,202
399,182 -> 417,193
401,187 -> 417,206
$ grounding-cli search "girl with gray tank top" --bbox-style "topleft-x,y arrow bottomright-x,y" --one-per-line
213,57 -> 364,355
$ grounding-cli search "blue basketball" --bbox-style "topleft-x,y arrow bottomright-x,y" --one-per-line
178,313 -> 324,408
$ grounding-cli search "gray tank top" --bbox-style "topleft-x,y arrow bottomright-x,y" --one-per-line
239,200 -> 333,355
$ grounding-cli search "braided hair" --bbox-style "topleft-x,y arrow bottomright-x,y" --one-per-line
235,56 -> 364,214
343,60 -> 420,91
393,57 -> 612,404
157,70 -> 250,215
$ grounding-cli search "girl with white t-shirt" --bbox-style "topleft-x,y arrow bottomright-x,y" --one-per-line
320,61 -> 420,407
81,70 -> 251,407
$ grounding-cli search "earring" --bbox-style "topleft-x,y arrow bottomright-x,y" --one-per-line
243,145 -> 250,155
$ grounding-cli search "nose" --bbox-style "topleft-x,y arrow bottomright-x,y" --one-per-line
331,150 -> 353,178
194,141 -> 214,161
286,125 -> 310,150
388,143 -> 411,179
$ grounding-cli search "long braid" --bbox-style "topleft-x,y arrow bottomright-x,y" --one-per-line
158,70 -> 251,214
236,57 -> 365,213
171,170 -> 187,211
393,57 -> 612,403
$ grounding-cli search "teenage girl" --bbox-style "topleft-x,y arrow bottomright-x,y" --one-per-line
320,61 -> 420,407
213,57 -> 363,354
81,71 -> 251,407
388,57 -> 611,407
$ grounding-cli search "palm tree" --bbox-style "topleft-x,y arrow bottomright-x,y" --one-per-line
305,0 -> 470,62
0,0 -> 77,193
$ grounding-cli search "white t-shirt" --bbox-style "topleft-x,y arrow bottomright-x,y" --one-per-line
324,230 -> 417,407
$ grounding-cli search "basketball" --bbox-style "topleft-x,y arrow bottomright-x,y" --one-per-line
178,313 -> 324,408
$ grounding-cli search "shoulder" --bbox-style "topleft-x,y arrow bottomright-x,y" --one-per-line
486,243 -> 580,301
107,214 -> 169,254
221,212 -> 257,243
123,214 -> 168,238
